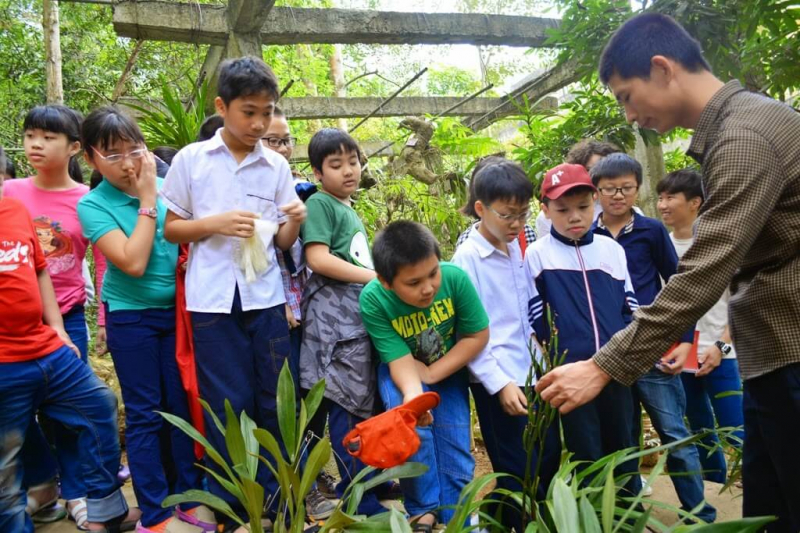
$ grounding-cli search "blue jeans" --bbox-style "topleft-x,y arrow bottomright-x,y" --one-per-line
377,364 -> 474,525
561,380 -> 640,496
107,307 -> 203,527
742,363 -> 800,532
633,368 -> 716,522
192,293 -> 290,524
681,359 -> 744,483
23,305 -> 92,500
0,345 -> 127,533
471,383 -> 560,531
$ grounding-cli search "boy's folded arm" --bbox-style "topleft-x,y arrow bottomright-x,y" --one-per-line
388,354 -> 425,401
163,209 -> 258,243
305,243 -> 375,285
427,327 -> 489,384
467,347 -> 515,395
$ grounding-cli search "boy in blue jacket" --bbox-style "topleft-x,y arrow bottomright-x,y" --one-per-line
526,163 -> 639,492
591,154 -> 715,522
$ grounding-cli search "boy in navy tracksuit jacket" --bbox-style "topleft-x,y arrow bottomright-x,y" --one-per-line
590,154 -> 716,522
526,163 -> 640,491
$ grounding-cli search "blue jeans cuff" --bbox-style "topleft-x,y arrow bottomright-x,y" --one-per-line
87,488 -> 129,523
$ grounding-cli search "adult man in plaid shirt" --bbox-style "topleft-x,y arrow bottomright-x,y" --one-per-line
536,13 -> 800,531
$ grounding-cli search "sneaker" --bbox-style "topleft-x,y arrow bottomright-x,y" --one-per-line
315,471 -> 338,499
306,488 -> 335,521
640,475 -> 653,496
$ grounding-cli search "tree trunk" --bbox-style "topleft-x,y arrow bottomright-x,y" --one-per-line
111,40 -> 144,103
633,130 -> 666,219
297,44 -> 322,132
43,0 -> 63,104
329,44 -> 348,131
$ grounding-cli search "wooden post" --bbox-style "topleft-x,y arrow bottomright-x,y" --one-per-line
43,0 -> 64,104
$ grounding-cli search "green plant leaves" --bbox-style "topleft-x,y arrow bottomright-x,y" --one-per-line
277,359 -> 298,462
163,489 -> 243,527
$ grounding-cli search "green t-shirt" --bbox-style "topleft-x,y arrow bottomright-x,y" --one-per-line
302,192 -> 373,269
359,262 -> 489,364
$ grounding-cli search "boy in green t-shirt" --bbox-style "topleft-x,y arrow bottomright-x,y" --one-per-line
298,128 -> 386,516
360,221 -> 489,530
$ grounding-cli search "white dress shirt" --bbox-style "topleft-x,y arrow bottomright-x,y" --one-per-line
160,130 -> 298,313
451,225 -> 538,394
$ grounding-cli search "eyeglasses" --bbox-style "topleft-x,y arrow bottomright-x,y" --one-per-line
598,185 -> 638,197
486,204 -> 530,222
263,136 -> 296,148
93,147 -> 148,164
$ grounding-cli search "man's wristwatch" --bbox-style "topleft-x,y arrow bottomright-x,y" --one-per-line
714,340 -> 732,356
138,206 -> 157,219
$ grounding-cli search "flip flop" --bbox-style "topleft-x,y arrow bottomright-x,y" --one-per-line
31,502 -> 67,524
25,480 -> 65,523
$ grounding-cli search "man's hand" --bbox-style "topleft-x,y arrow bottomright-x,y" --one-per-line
280,199 -> 307,224
53,326 -> 80,358
207,210 -> 258,238
658,342 -> 691,375
94,326 -> 108,355
534,359 -> 611,414
497,382 -> 528,416
695,344 -> 723,377
285,304 -> 300,329
403,392 -> 434,427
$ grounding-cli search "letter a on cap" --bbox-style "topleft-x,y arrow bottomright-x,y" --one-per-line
551,170 -> 563,185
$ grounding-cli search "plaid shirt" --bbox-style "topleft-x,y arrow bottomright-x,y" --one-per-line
276,241 -> 307,320
594,80 -> 800,384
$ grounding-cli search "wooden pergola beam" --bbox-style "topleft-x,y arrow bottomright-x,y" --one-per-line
279,95 -> 558,120
113,1 -> 560,47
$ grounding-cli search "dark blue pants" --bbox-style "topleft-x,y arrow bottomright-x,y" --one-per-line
742,363 -> 800,532
107,307 -> 203,527
21,305 -> 90,499
0,345 -> 127,533
471,384 -> 560,530
326,399 -> 385,516
561,381 -> 640,495
191,293 -> 291,523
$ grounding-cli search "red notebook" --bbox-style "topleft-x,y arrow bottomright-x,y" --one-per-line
664,331 -> 700,373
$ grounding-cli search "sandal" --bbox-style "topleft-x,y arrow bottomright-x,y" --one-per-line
88,508 -> 141,532
68,498 -> 90,531
175,505 -> 217,532
410,512 -> 436,533
25,480 -> 65,523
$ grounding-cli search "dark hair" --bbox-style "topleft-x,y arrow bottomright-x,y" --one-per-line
373,220 -> 441,284
197,114 -> 224,142
599,13 -> 712,84
461,155 -> 505,218
152,146 -> 178,166
657,168 -> 704,205
89,169 -> 103,190
273,105 -> 285,118
541,185 -> 596,206
217,56 -> 280,105
307,128 -> 361,173
590,153 -> 643,186
23,105 -> 84,183
463,160 -> 532,219
565,139 -> 622,168
82,106 -> 146,160
5,157 -> 16,179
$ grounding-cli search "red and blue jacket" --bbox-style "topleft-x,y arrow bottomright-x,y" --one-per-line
525,228 -> 638,364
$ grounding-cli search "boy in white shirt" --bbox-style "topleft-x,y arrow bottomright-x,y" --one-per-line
451,159 -> 560,530
657,168 -> 743,484
160,56 -> 306,530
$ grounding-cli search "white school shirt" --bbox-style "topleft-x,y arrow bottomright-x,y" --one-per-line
671,233 -> 736,360
451,225 -> 537,394
160,130 -> 298,313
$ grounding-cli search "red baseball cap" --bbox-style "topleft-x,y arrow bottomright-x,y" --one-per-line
342,392 -> 440,469
540,163 -> 597,200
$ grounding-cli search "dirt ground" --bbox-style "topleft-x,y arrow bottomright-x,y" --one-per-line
38,443 -> 742,532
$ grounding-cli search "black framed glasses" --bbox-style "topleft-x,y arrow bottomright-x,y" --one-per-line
263,136 -> 296,148
598,185 -> 638,197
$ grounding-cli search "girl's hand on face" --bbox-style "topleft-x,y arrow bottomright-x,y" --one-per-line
128,150 -> 157,203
